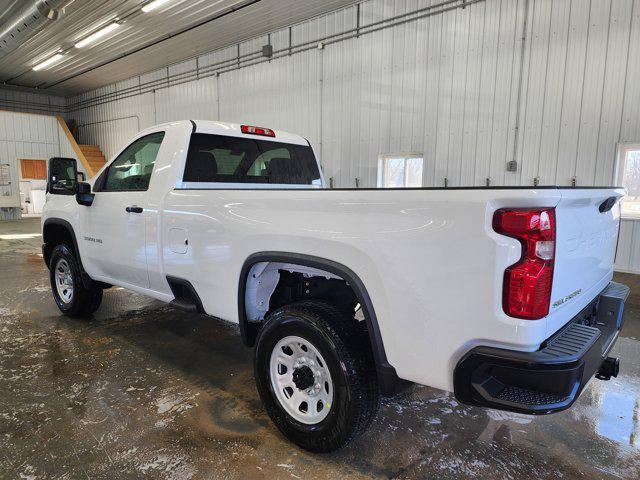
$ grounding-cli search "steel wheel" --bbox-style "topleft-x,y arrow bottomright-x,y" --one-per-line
54,258 -> 74,304
270,335 -> 334,425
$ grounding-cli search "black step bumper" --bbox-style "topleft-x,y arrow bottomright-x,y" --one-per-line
454,281 -> 629,414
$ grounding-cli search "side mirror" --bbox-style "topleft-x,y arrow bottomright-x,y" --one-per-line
48,157 -> 78,195
76,182 -> 95,206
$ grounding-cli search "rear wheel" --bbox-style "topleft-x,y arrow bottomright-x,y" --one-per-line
49,243 -> 102,317
254,300 -> 379,452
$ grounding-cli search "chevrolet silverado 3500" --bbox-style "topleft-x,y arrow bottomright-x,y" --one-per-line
42,120 -> 629,452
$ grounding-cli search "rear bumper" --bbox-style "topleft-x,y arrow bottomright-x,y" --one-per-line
453,281 -> 629,414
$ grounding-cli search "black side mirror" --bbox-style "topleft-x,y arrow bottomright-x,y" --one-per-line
76,182 -> 95,206
48,157 -> 78,195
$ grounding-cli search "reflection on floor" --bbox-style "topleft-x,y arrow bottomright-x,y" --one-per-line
1,218 -> 639,479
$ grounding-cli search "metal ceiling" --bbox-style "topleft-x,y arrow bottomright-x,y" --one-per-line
0,0 -> 21,24
0,0 -> 358,96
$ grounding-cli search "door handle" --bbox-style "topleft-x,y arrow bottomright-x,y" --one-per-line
125,206 -> 143,213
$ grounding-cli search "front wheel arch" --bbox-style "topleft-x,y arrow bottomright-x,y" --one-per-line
49,243 -> 103,317
42,218 -> 83,271
42,218 -> 106,290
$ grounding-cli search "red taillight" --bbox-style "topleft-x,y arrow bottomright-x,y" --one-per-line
241,124 -> 275,137
493,208 -> 556,320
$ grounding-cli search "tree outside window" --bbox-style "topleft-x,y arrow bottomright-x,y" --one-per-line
377,154 -> 424,188
616,144 -> 640,219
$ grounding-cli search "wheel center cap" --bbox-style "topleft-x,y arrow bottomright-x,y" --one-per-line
292,365 -> 315,390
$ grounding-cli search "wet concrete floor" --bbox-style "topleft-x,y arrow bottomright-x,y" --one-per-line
1,217 -> 639,479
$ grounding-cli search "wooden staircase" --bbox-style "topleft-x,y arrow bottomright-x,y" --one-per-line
78,144 -> 107,175
56,116 -> 106,178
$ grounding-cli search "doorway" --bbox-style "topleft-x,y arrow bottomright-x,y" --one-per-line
19,159 -> 47,217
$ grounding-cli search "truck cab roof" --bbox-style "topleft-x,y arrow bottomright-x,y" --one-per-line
139,120 -> 311,146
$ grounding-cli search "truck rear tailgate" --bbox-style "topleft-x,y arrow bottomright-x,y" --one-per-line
548,187 -> 625,335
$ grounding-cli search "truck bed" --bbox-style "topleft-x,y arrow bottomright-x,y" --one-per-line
161,185 -> 624,391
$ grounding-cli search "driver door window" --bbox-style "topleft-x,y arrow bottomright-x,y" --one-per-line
81,131 -> 164,289
101,132 -> 165,191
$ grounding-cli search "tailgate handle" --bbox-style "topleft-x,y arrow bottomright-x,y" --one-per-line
126,206 -> 143,213
599,197 -> 617,213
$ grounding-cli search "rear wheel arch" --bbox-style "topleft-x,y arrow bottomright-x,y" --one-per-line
238,251 -> 402,395
254,299 -> 379,451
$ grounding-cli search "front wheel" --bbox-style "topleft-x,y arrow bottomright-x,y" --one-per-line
49,243 -> 103,317
254,301 -> 379,452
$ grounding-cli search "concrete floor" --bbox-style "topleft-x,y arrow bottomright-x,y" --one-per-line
1,217 -> 639,480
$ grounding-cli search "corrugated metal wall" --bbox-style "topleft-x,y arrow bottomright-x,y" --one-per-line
0,110 -> 82,219
617,219 -> 640,273
65,0 -> 640,272
0,89 -> 67,116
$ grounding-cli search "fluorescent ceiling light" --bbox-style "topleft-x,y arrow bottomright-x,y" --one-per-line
32,53 -> 64,71
141,0 -> 172,13
75,22 -> 120,48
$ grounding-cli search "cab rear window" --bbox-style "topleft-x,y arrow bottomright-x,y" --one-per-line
182,133 -> 321,185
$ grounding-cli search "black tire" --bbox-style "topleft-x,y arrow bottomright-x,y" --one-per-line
254,300 -> 379,452
49,243 -> 103,317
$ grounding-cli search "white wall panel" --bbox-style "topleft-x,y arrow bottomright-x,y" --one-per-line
536,0 -> 570,185
0,110 -> 83,218
0,88 -> 67,116
155,77 -> 219,124
594,0 -> 633,186
518,0 -> 552,186
65,0 -> 640,272
457,2 -> 479,186
620,0 -> 640,143
75,93 -> 155,160
575,0 -> 611,186
551,1 -> 590,185
616,219 -> 640,274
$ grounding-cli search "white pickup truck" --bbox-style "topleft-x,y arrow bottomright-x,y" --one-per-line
42,120 -> 629,452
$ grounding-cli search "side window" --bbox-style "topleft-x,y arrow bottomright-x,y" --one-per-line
616,144 -> 640,218
182,134 -> 321,185
101,132 -> 165,191
377,154 -> 424,188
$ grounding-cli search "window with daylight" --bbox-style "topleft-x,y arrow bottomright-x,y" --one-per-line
377,154 -> 424,188
616,144 -> 640,219
101,131 -> 165,192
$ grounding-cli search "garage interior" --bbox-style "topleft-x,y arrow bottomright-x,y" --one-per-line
1,0 -> 640,478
